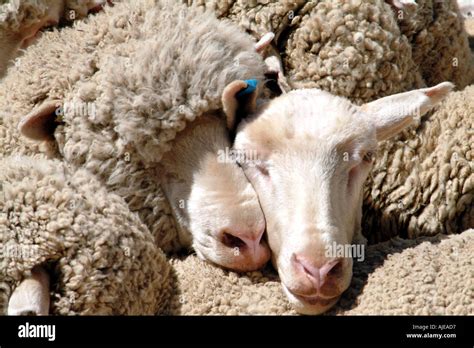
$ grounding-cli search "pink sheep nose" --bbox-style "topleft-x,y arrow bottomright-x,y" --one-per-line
219,225 -> 270,270
292,254 -> 343,291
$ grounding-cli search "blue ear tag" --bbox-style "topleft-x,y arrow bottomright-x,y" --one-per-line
236,79 -> 258,98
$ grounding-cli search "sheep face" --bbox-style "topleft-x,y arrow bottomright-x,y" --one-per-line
160,115 -> 270,272
232,82 -> 454,314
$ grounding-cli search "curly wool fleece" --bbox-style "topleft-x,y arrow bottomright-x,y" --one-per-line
186,0 -> 473,101
0,0 -> 266,314
0,155 -> 171,315
363,84 -> 474,242
0,0 -> 107,76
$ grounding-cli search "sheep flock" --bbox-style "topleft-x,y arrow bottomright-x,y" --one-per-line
0,0 -> 472,316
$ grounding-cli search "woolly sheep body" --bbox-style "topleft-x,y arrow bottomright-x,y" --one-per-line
363,85 -> 474,242
0,0 -> 267,314
0,155 -> 171,314
186,0 -> 473,96
0,0 -> 108,77
1,0 -> 266,249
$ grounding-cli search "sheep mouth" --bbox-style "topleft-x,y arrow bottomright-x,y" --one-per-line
283,285 -> 340,307
293,294 -> 340,306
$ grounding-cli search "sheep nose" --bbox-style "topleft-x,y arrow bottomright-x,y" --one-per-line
292,254 -> 343,291
219,225 -> 270,269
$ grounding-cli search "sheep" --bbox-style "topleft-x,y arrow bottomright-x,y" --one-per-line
1,154 -> 172,315
166,83 -> 473,315
1,0 -> 272,314
362,84 -> 474,242
395,0 -> 474,88
186,0 -> 474,243
224,79 -> 453,314
184,0 -> 473,100
0,0 -> 109,78
159,114 -> 270,272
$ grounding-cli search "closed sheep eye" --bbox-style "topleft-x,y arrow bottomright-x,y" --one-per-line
256,163 -> 270,177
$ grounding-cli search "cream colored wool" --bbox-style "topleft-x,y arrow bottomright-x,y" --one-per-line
0,155 -> 171,315
168,229 -> 473,315
0,0 -> 106,76
0,0 -> 266,314
363,85 -> 474,242
396,0 -> 474,88
185,0 -> 473,102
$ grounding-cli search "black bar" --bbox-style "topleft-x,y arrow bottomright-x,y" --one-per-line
0,316 -> 472,346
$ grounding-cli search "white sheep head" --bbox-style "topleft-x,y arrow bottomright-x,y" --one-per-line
159,114 -> 270,272
223,81 -> 454,314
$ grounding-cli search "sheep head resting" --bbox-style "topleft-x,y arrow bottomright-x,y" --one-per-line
15,20 -> 274,278
18,89 -> 271,274
225,81 -> 454,314
159,113 -> 270,272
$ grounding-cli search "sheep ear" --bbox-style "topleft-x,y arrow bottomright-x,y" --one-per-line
361,82 -> 454,141
18,100 -> 62,141
255,32 -> 275,53
222,80 -> 259,131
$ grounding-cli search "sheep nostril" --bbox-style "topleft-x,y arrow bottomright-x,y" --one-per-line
322,261 -> 343,281
328,260 -> 343,277
220,232 -> 247,249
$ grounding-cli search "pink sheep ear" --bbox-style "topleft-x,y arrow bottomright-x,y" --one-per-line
361,82 -> 454,141
222,80 -> 259,131
18,100 -> 62,141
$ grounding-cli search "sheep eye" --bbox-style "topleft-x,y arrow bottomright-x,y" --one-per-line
363,151 -> 374,163
256,164 -> 270,176
254,161 -> 270,176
